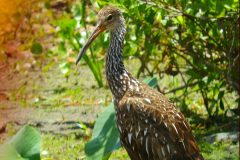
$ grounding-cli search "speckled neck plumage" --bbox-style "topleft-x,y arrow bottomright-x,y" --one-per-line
105,23 -> 139,101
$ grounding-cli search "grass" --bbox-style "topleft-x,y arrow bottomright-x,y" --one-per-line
41,133 -> 131,160
41,133 -> 86,160
40,132 -> 239,160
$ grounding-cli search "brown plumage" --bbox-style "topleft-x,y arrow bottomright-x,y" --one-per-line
76,6 -> 204,160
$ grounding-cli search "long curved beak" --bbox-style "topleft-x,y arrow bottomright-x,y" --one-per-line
76,23 -> 106,65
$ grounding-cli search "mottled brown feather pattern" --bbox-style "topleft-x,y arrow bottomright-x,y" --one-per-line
116,83 -> 203,160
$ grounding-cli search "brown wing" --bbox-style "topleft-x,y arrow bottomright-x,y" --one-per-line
116,84 -> 204,160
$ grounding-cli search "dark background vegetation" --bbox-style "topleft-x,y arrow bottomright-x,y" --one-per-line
0,0 -> 239,160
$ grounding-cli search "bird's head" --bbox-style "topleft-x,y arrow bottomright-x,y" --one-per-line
76,6 -> 124,65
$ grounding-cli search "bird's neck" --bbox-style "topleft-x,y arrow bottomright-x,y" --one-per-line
106,24 -> 139,101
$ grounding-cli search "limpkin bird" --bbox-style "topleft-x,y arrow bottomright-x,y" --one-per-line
76,6 -> 204,160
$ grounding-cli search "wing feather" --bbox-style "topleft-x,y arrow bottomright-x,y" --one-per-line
115,84 -> 204,160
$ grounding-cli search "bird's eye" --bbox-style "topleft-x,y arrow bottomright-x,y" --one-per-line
107,14 -> 113,21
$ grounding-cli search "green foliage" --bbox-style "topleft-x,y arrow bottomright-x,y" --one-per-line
53,15 -> 104,87
200,141 -> 239,160
89,0 -> 238,120
43,0 -> 238,120
85,104 -> 120,160
31,42 -> 43,54
85,77 -> 158,160
1,1 -> 239,160
0,125 -> 41,160
54,18 -> 77,39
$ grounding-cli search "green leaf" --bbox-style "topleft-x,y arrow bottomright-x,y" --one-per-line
176,15 -> 184,25
0,144 -> 26,160
58,42 -> 66,55
218,91 -> 225,99
84,103 -> 120,160
143,76 -> 158,88
186,69 -> 201,79
9,125 -> 41,160
145,8 -> 156,24
31,42 -> 43,54
0,125 -> 41,160
219,99 -> 224,110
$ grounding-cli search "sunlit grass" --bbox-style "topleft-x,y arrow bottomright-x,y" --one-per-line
41,133 -> 86,160
41,133 -> 239,160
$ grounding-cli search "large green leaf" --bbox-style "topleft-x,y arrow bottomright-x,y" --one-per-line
84,77 -> 158,160
0,125 -> 41,160
85,103 -> 120,160
0,144 -> 26,160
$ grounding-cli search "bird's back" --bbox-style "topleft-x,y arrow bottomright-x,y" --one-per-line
115,83 -> 204,160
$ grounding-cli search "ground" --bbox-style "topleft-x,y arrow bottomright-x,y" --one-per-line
0,55 -> 130,159
0,56 -> 239,160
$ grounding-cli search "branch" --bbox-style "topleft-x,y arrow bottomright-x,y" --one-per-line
141,0 -> 237,22
164,81 -> 198,94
